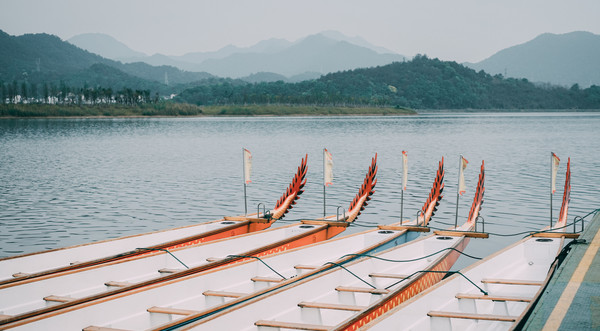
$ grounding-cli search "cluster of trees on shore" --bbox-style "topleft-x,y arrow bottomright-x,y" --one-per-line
0,80 -> 159,106
177,56 -> 600,109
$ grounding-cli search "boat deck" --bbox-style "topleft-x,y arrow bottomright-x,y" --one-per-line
522,210 -> 600,330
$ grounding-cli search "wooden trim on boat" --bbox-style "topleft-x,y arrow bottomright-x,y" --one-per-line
43,295 -> 74,303
481,278 -> 544,286
294,264 -> 319,270
301,220 -> 350,227
146,306 -> 199,316
335,286 -> 390,295
531,232 -> 580,238
250,276 -> 285,283
427,310 -> 518,322
255,320 -> 333,331
433,230 -> 489,238
455,293 -> 532,302
202,290 -> 247,298
378,225 -> 430,232
368,273 -> 410,279
298,301 -> 367,312
83,326 -> 131,331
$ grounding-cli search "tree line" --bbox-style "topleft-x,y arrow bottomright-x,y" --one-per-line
176,55 -> 600,109
0,80 -> 159,105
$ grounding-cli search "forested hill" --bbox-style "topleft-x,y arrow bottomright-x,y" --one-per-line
0,30 -> 213,91
176,55 -> 600,109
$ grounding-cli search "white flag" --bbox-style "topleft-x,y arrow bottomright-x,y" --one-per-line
243,148 -> 252,184
551,152 -> 560,194
324,148 -> 333,186
458,155 -> 468,195
402,150 -> 408,191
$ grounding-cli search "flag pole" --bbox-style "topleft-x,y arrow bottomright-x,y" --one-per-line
243,148 -> 248,216
323,148 -> 326,217
400,151 -> 407,224
455,155 -> 461,228
550,152 -> 553,227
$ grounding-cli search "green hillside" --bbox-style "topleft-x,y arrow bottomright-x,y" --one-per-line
176,55 -> 600,109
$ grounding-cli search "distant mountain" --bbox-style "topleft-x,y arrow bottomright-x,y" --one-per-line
0,30 -> 214,93
68,31 -> 405,81
194,33 -> 405,78
68,33 -> 147,60
465,31 -> 600,87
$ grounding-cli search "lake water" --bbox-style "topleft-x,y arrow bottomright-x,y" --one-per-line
1,113 -> 599,269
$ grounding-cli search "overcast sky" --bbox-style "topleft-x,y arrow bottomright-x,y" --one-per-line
1,0 -> 599,63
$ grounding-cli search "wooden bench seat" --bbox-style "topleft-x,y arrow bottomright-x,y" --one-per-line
12,272 -> 29,278
251,276 -> 285,283
202,290 -> 246,298
335,286 -> 389,295
158,268 -> 184,274
481,278 -> 543,286
298,301 -> 366,311
104,281 -> 133,287
456,293 -> 532,302
428,310 -> 518,322
147,306 -> 199,316
294,264 -> 319,270
255,320 -> 332,331
43,295 -> 74,303
83,326 -> 131,331
368,272 -> 409,279
0,314 -> 13,321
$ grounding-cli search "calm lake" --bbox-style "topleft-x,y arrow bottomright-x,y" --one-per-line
1,112 -> 599,269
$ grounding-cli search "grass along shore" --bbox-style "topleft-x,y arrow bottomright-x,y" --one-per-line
0,103 -> 416,118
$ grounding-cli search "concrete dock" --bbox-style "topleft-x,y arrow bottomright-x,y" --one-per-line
523,210 -> 600,330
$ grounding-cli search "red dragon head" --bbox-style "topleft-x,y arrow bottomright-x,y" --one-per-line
269,154 -> 308,220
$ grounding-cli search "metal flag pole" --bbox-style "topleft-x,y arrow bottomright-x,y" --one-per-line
243,148 -> 248,216
323,148 -> 326,217
455,155 -> 461,228
550,152 -> 553,227
400,151 -> 407,224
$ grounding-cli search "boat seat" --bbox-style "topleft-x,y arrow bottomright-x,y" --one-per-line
104,281 -> 133,288
335,286 -> 389,295
294,264 -> 319,270
481,278 -> 543,286
255,320 -> 332,331
147,306 -> 199,316
0,314 -> 12,321
298,301 -> 366,311
368,273 -> 409,279
455,293 -> 532,302
428,310 -> 518,322
202,290 -> 246,298
251,276 -> 285,283
12,272 -> 29,278
83,326 -> 132,331
158,268 -> 184,274
43,295 -> 74,303
206,257 -> 224,262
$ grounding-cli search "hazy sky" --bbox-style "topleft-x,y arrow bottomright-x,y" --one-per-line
1,0 -> 599,63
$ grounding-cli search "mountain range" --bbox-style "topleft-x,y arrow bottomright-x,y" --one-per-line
66,30 -> 600,87
465,31 -> 600,88
68,31 -> 406,81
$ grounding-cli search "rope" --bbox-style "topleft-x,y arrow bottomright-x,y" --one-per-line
383,270 -> 488,295
323,261 -> 376,289
340,247 -> 483,263
227,255 -> 287,280
136,247 -> 189,269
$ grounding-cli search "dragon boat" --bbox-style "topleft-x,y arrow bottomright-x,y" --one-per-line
359,159 -> 574,331
0,156 -> 309,287
144,159 -> 485,331
0,154 -> 378,329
